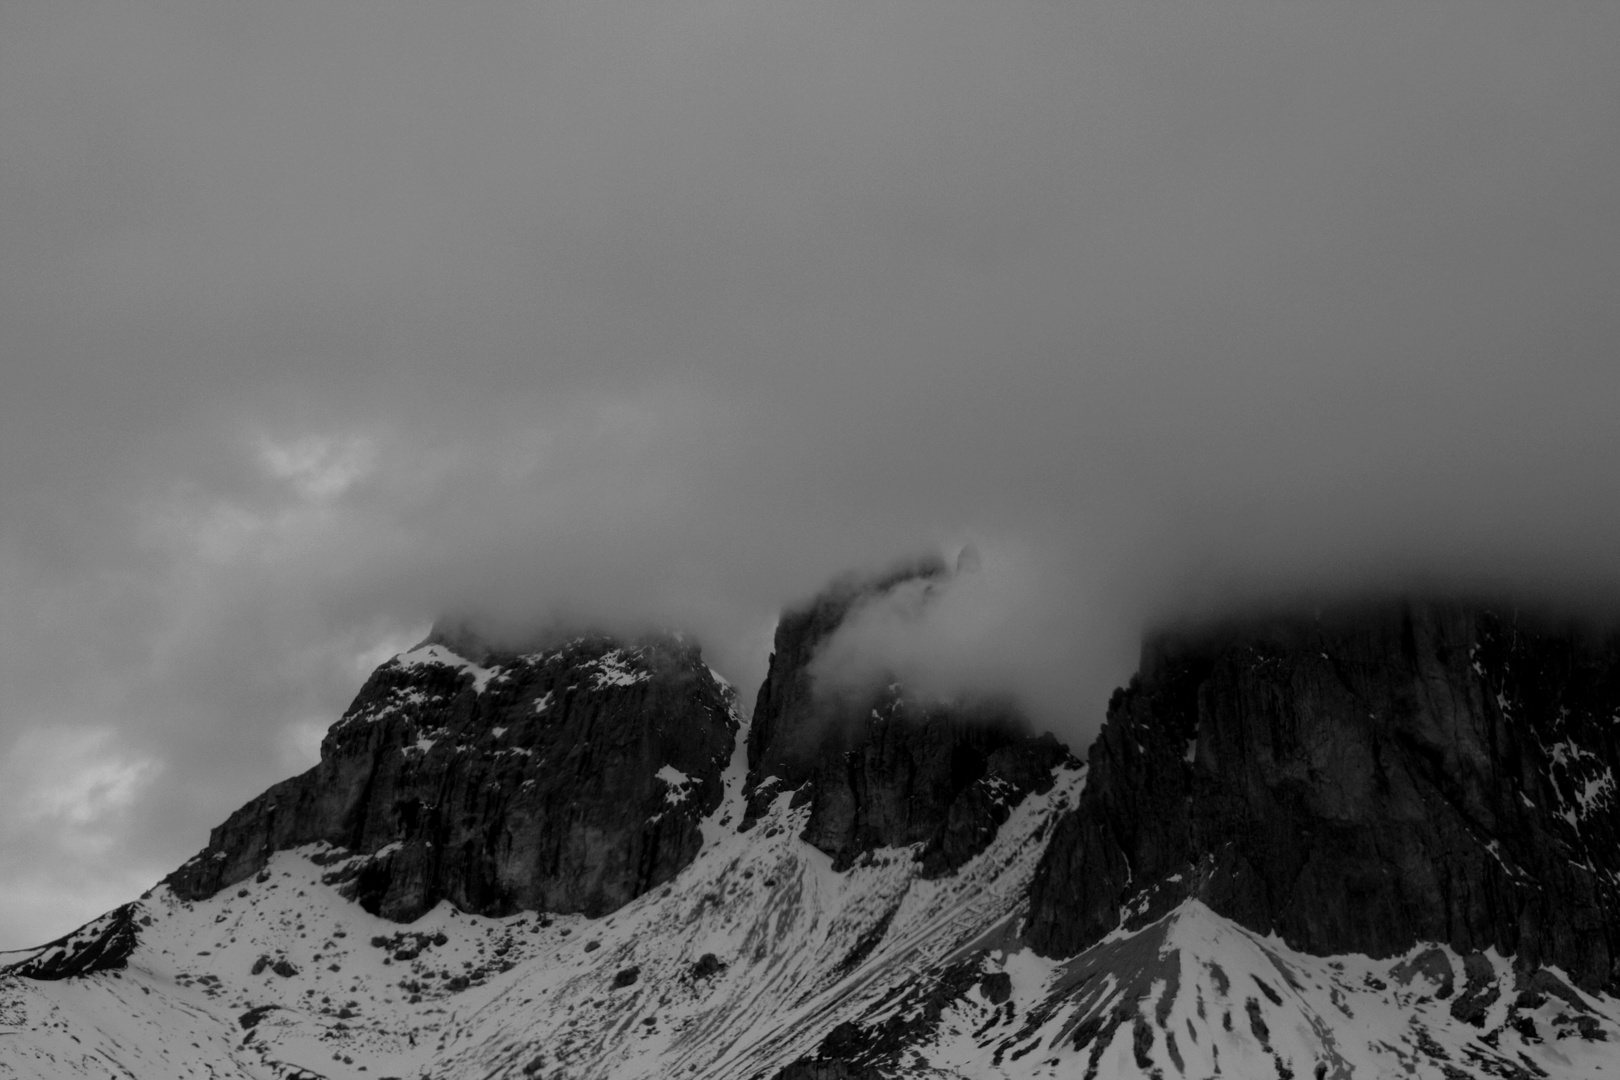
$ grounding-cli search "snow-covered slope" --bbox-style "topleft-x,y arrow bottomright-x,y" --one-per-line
9,711 -> 1618,1080
2,701 -> 1087,1080
833,900 -> 1620,1079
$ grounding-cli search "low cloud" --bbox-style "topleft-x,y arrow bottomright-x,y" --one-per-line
4,0 -> 1620,946
806,541 -> 1124,740
257,435 -> 378,503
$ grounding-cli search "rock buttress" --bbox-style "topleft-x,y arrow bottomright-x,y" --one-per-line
743,560 -> 1073,873
1026,600 -> 1620,992
164,632 -> 737,921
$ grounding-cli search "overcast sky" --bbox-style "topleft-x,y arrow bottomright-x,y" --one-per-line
4,1 -> 1620,948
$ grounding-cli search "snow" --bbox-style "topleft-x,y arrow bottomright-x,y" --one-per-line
393,643 -> 505,694
910,900 -> 1620,1079
1482,839 -> 1522,880
656,764 -> 696,805
585,648 -> 651,689
1579,769 -> 1614,812
1540,733 -> 1614,833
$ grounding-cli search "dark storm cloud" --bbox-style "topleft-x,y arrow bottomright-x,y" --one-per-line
4,0 -> 1620,945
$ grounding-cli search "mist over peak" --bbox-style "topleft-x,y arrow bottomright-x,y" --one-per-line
803,540 -> 1106,741
6,0 -> 1620,949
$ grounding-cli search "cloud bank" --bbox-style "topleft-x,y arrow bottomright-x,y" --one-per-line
803,543 -> 1120,738
4,1 -> 1620,945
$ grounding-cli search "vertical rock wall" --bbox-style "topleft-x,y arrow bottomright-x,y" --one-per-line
744,561 -> 1073,873
164,631 -> 737,921
1026,601 -> 1620,991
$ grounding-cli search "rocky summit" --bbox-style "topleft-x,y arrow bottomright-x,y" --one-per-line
1026,601 -> 1620,990
743,557 -> 1075,875
165,629 -> 738,922
8,587 -> 1620,1079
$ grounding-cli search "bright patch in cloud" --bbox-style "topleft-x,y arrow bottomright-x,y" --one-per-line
4,727 -> 161,850
257,434 -> 377,501
807,540 -> 1097,732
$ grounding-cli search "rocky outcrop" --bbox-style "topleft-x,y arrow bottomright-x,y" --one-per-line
4,903 -> 141,980
164,630 -> 737,922
772,1062 -> 888,1080
744,560 -> 1074,873
1026,600 -> 1620,992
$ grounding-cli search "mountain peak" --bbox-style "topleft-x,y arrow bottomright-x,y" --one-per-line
742,563 -> 1075,875
11,590 -> 1620,1079
1029,598 -> 1620,992
162,629 -> 737,922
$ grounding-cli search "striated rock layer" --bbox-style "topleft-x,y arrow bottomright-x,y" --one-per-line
164,630 -> 738,921
743,559 -> 1074,875
1027,599 -> 1620,991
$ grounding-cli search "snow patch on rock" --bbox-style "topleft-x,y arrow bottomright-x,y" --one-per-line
393,643 -> 505,694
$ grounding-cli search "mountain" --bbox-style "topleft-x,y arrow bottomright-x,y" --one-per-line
742,556 -> 1072,875
162,629 -> 738,923
7,584 -> 1620,1079
1026,602 -> 1620,984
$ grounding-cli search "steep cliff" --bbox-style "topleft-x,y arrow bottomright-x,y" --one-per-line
743,560 -> 1073,874
1027,600 -> 1620,992
163,629 -> 738,921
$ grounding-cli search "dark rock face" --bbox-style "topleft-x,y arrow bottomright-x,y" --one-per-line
744,561 -> 1073,873
1027,600 -> 1620,991
164,631 -> 737,922
743,556 -> 953,809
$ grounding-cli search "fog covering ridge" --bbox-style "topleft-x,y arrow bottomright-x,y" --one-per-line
4,0 -> 1620,947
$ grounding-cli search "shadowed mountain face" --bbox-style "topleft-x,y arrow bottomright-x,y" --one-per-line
1027,601 -> 1620,991
163,630 -> 738,921
742,561 -> 1074,874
